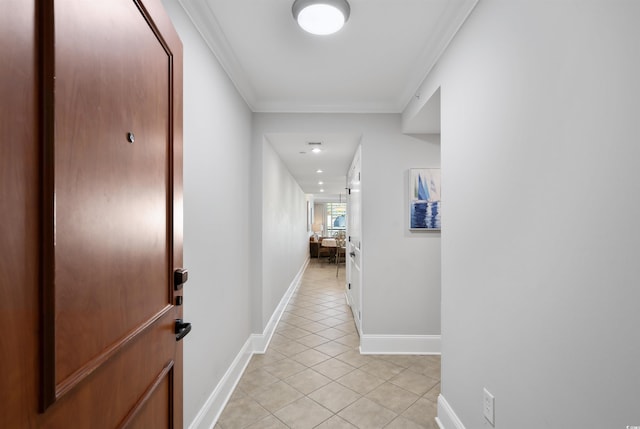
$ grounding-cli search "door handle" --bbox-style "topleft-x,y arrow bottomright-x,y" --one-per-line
175,319 -> 192,341
349,252 -> 356,257
174,268 -> 188,290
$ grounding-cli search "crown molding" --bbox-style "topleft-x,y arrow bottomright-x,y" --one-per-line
177,0 -> 259,110
398,0 -> 480,113
251,99 -> 400,114
177,0 -> 479,114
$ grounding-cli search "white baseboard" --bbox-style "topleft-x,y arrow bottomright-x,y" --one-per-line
436,394 -> 466,429
359,334 -> 441,355
252,257 -> 309,353
187,257 -> 309,429
187,337 -> 253,429
344,291 -> 362,335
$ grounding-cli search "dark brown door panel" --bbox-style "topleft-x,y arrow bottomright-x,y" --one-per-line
1,0 -> 184,427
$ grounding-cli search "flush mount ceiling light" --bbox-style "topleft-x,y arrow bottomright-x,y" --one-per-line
292,0 -> 351,35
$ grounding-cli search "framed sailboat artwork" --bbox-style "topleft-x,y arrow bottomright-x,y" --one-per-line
409,168 -> 441,231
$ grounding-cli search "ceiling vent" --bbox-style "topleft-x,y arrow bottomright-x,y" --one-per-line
308,141 -> 323,153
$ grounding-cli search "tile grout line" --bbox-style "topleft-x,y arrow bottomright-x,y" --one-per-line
216,259 -> 440,429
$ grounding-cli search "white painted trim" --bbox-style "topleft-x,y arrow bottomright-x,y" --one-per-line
187,337 -> 253,429
187,258 -> 309,429
176,0 -> 257,110
436,394 -> 467,429
344,291 -> 362,337
252,257 -> 309,353
401,0 -> 480,114
359,334 -> 441,355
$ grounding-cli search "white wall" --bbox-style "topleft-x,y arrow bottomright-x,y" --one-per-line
254,113 -> 442,340
362,132 -> 441,335
260,137 -> 309,328
161,1 -> 253,426
404,0 -> 640,427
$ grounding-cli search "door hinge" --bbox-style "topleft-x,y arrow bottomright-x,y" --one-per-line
358,172 -> 361,181
358,311 -> 361,320
348,188 -> 351,195
348,236 -> 351,242
348,283 -> 351,290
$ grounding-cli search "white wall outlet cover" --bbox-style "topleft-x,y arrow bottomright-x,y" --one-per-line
483,388 -> 495,426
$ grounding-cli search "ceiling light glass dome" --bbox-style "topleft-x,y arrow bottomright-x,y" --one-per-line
292,0 -> 351,35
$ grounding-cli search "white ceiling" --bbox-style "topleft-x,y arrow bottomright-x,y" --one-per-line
265,133 -> 361,200
178,0 -> 475,197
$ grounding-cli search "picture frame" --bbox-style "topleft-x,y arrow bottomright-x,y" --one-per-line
409,168 -> 441,231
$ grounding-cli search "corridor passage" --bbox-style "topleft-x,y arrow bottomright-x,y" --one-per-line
216,259 -> 441,428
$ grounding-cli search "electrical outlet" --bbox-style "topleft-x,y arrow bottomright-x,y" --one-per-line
483,388 -> 495,426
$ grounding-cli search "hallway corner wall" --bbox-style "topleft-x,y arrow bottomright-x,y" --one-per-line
406,0 -> 640,427
360,131 -> 441,340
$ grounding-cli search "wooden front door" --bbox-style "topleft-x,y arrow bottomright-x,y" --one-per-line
0,0 -> 185,427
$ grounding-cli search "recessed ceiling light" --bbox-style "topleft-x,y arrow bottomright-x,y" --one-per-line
316,169 -> 323,173
292,0 -> 350,36
318,181 -> 324,185
320,189 -> 325,192
311,148 -> 322,154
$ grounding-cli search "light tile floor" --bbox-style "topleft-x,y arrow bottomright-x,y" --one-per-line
216,259 -> 440,429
